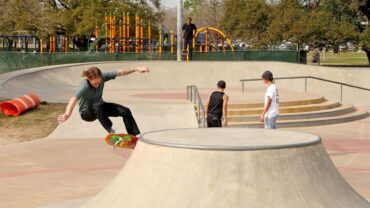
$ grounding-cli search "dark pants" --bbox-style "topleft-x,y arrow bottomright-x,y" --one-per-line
81,102 -> 140,135
184,38 -> 193,60
207,114 -> 222,127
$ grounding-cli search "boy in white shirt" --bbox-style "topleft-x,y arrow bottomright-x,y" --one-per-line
260,71 -> 279,129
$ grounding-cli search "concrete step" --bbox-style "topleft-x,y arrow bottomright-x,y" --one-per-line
227,96 -> 325,109
228,103 -> 355,122
228,108 -> 369,128
227,99 -> 340,116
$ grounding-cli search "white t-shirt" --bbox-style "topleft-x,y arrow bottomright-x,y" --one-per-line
264,84 -> 279,118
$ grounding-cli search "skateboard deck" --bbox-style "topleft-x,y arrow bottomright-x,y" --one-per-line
105,133 -> 138,149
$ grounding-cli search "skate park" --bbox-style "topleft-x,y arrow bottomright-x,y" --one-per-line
0,61 -> 369,207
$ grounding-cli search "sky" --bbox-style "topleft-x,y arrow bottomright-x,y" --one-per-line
161,0 -> 177,8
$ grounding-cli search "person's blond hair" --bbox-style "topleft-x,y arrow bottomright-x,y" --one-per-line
81,67 -> 102,79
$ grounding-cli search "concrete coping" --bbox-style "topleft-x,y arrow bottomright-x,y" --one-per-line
139,128 -> 321,151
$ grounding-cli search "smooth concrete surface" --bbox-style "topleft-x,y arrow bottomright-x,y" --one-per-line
0,138 -> 130,208
0,62 -> 369,208
78,128 -> 369,208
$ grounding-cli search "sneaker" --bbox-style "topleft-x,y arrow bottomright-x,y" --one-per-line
108,128 -> 116,134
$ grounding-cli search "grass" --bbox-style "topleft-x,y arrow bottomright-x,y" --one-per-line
0,98 -> 66,145
307,51 -> 369,66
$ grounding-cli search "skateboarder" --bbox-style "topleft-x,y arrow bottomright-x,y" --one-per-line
205,80 -> 229,127
57,66 -> 149,135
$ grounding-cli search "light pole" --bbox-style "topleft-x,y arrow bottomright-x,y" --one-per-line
177,0 -> 183,61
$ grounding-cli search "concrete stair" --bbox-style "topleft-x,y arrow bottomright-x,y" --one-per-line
199,97 -> 369,128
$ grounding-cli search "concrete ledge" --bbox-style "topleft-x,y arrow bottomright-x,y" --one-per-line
139,128 -> 321,150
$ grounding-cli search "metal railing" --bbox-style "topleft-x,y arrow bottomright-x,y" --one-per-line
240,76 -> 370,101
186,85 -> 206,128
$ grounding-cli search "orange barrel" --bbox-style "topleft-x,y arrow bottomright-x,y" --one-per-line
0,94 -> 41,116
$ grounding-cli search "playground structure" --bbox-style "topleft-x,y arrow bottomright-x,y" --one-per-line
193,27 -> 235,53
95,14 -> 235,54
0,15 -> 235,55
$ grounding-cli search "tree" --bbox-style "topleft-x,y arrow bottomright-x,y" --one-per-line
0,0 -> 59,38
184,0 -> 223,27
319,0 -> 369,64
265,0 -> 305,47
221,0 -> 272,48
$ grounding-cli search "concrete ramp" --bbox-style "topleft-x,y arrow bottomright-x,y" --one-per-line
78,128 -> 370,208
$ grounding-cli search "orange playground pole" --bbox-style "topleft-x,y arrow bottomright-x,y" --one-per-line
50,36 -> 54,53
105,14 -> 108,52
65,35 -> 68,52
135,14 -> 139,53
159,30 -> 162,53
170,30 -> 174,54
140,20 -> 144,53
113,16 -> 117,52
110,14 -> 113,53
148,20 -> 151,51
40,39 -> 43,53
123,13 -> 126,52
127,12 -> 130,52
95,20 -> 99,52
186,44 -> 190,61
119,20 -> 123,52
205,31 -> 209,53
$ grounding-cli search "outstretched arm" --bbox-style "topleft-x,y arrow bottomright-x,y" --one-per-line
117,66 -> 149,76
57,96 -> 78,124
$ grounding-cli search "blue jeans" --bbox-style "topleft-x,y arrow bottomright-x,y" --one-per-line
264,115 -> 278,129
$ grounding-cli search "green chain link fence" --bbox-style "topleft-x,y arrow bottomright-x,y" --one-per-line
0,50 -> 306,74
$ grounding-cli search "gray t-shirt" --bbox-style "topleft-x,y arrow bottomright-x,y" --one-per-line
74,71 -> 118,113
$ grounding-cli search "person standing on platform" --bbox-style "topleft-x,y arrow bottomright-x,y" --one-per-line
182,17 -> 197,60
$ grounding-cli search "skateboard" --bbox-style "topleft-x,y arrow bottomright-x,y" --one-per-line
105,133 -> 138,149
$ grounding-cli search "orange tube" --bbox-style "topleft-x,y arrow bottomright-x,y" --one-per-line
0,94 -> 41,116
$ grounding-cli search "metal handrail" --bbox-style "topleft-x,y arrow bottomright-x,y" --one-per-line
186,85 -> 206,128
240,76 -> 370,101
